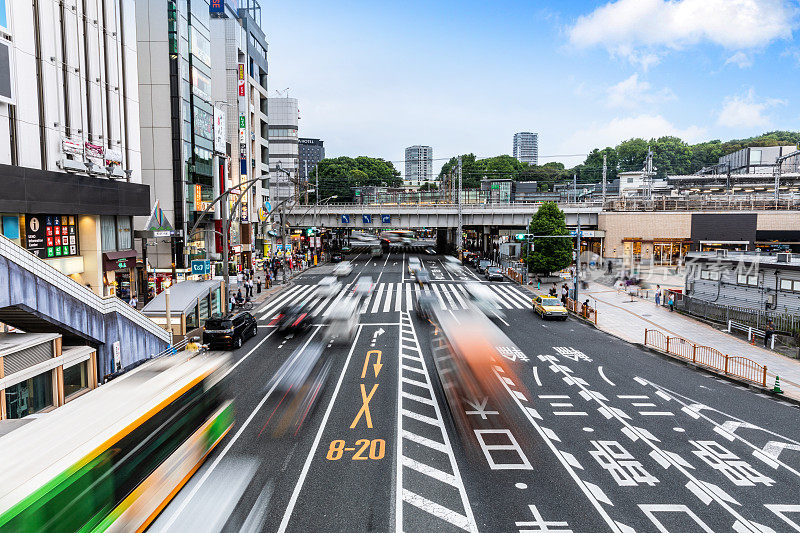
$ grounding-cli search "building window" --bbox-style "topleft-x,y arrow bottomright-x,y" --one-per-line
63,361 -> 89,398
737,274 -> 758,286
116,217 -> 132,249
100,216 -> 117,252
5,371 -> 54,419
780,279 -> 800,292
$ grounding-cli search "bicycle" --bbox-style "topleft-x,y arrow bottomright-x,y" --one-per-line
233,299 -> 254,311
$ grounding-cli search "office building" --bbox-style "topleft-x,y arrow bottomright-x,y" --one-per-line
0,0 -> 150,299
513,132 -> 539,165
404,145 -> 433,188
210,1 -> 269,268
137,0 -> 218,276
299,138 -> 325,186
268,98 -> 299,202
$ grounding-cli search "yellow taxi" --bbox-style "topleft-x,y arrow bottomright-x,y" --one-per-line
532,295 -> 568,320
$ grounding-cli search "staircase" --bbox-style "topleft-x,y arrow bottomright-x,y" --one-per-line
0,235 -> 170,377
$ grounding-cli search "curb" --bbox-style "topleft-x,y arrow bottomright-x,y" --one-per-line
637,343 -> 800,408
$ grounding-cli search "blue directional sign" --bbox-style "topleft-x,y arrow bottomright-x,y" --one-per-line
264,201 -> 272,213
362,214 -> 372,224
381,214 -> 391,224
341,214 -> 350,224
191,259 -> 211,276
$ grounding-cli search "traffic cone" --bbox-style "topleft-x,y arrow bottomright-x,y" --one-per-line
773,375 -> 783,394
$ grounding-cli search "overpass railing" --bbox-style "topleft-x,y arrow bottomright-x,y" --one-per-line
288,194 -> 800,213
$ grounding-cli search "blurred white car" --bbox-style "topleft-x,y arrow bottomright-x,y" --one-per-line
443,256 -> 462,274
316,276 -> 341,298
408,256 -> 422,275
354,276 -> 374,298
333,261 -> 353,277
464,283 -> 505,320
325,296 -> 359,343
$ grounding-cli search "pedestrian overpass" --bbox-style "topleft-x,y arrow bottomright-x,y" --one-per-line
0,235 -> 171,377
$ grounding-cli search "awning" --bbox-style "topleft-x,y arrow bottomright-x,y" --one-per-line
103,249 -> 138,271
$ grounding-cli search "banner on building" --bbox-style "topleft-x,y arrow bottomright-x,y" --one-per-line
24,214 -> 80,259
209,0 -> 224,14
105,149 -> 123,166
213,106 -> 226,153
237,63 -> 245,96
84,142 -> 104,161
194,184 -> 202,211
61,138 -> 84,156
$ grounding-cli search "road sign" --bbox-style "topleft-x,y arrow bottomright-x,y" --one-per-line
264,201 -> 272,213
341,214 -> 350,224
362,214 -> 372,224
381,214 -> 391,224
191,259 -> 210,276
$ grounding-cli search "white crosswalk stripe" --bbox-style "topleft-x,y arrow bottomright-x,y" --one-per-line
257,281 -> 534,318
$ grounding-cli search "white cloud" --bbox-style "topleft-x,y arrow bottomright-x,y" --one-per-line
725,51 -> 753,68
562,114 -> 707,155
717,89 -> 786,128
606,74 -> 675,109
568,0 -> 797,67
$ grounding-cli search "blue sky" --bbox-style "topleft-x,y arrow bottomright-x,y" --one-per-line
263,0 -> 800,174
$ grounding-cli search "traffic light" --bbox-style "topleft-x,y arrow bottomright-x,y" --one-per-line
306,226 -> 318,236
515,233 -> 534,242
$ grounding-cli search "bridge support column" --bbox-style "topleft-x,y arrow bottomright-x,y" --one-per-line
436,229 -> 449,254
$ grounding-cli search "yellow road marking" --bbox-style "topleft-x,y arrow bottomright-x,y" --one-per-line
361,350 -> 383,379
350,383 -> 379,429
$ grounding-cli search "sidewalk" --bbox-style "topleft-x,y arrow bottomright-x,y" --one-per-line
583,282 -> 800,402
231,263 -> 321,308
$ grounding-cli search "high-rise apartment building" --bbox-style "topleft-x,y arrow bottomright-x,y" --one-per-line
268,98 -> 299,202
0,0 -> 150,298
299,138 -> 325,185
513,132 -> 539,165
404,145 -> 433,188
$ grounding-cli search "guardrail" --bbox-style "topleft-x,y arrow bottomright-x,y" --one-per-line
728,320 -> 776,349
0,235 -> 171,343
675,293 -> 800,334
564,297 -> 598,325
644,329 -> 767,387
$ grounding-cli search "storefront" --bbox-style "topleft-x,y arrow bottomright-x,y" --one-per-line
578,230 -> 605,260
146,268 -> 189,299
103,250 -> 138,300
652,239 -> 691,265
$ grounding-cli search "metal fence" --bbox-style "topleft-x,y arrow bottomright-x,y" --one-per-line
603,195 -> 800,212
564,297 -> 598,325
673,292 -> 800,334
644,329 -> 767,386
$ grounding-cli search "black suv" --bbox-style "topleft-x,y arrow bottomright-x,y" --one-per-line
203,312 -> 257,349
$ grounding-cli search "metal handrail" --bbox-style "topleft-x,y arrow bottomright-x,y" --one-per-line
0,234 -> 170,342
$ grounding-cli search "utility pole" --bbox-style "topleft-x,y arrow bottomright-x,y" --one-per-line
304,160 -> 309,204
457,156 -> 463,255
643,146 -> 654,200
602,154 -> 607,202
572,173 -> 577,203
574,211 -> 581,303
315,164 -> 319,228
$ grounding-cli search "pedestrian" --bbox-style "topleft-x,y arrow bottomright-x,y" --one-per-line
129,294 -> 138,308
765,320 -> 775,348
536,275 -> 541,291
667,294 -> 674,312
229,293 -> 236,311
583,298 -> 590,317
236,271 -> 244,288
257,277 -> 262,294
655,290 -> 661,307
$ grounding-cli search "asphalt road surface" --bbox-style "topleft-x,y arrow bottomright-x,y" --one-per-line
150,248 -> 800,533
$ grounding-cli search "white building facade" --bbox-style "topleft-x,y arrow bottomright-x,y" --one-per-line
0,0 -> 149,299
513,132 -> 538,165
268,97 -> 299,202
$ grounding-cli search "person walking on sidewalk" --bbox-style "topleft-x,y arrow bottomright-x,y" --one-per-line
765,320 -> 775,348
667,294 -> 674,312
655,289 -> 661,307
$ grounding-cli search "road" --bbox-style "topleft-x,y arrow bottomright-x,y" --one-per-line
151,249 -> 800,533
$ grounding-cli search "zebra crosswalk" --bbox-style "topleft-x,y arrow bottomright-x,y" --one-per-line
258,281 -> 533,320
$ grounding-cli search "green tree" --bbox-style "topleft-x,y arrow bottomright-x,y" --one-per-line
419,182 -> 438,191
524,202 -> 572,274
315,156 -> 401,202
